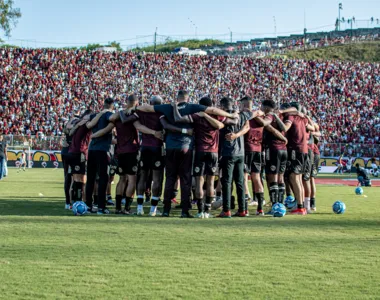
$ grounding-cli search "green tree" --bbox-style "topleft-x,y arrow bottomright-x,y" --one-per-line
107,41 -> 123,51
80,43 -> 102,51
0,0 -> 21,40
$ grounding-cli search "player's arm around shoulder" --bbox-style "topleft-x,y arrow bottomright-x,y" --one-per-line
90,123 -> 115,139
172,102 -> 192,123
199,112 -> 224,129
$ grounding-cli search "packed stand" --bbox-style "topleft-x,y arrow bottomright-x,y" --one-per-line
1,48 -> 380,154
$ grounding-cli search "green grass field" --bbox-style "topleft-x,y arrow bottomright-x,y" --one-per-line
1,169 -> 380,299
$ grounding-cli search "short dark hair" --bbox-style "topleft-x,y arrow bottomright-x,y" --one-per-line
104,97 -> 114,105
219,97 -> 234,107
280,103 -> 291,109
80,109 -> 93,119
355,163 -> 360,168
239,96 -> 252,102
128,94 -> 138,102
199,96 -> 213,107
290,101 -> 301,111
262,99 -> 276,109
178,90 -> 189,99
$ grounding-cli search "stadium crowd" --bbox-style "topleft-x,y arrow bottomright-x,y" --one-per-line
1,48 -> 380,152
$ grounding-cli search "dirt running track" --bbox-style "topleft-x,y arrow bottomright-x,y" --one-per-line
316,178 -> 380,187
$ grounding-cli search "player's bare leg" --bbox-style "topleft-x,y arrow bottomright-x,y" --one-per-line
204,175 -> 215,218
310,177 -> 317,211
244,173 -> 252,205
194,176 -> 205,218
278,173 -> 286,204
126,174 -> 138,213
115,175 -> 128,214
72,174 -> 86,203
290,173 -> 306,215
252,172 -> 265,215
149,169 -> 163,216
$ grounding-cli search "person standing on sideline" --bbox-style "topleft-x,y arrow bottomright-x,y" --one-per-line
2,137 -> 8,178
85,98 -> 115,215
17,149 -> 27,173
0,132 -> 7,181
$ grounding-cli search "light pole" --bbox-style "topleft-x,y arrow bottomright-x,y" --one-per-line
338,3 -> 343,31
228,27 -> 232,43
153,27 -> 158,53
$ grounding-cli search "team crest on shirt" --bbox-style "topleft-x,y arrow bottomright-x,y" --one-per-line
155,161 -> 161,167
194,167 -> 200,173
75,166 -> 80,171
140,161 -> 144,167
119,167 -> 123,173
132,166 -> 138,172
270,165 -> 276,171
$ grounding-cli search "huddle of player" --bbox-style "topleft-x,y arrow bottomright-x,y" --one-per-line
61,90 -> 321,217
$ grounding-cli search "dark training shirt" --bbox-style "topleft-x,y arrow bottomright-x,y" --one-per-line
154,103 -> 206,150
89,111 -> 113,152
219,111 -> 252,157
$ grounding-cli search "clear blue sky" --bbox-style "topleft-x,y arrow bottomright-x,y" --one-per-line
3,0 -> 380,48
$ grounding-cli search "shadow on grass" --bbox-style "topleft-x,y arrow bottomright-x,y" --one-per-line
0,200 -> 379,230
2,196 -> 66,200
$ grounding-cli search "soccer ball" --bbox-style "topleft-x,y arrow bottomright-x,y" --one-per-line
72,201 -> 87,216
355,187 -> 363,195
284,195 -> 296,209
369,169 -> 374,175
374,171 -> 379,178
332,201 -> 346,214
272,203 -> 286,217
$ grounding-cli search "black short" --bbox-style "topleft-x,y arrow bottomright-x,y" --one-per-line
117,152 -> 139,176
109,156 -> 118,177
140,147 -> 165,171
62,153 -> 72,175
193,152 -> 218,176
244,151 -> 262,174
287,149 -> 307,175
303,149 -> 314,181
68,152 -> 86,175
265,149 -> 287,175
311,154 -> 320,178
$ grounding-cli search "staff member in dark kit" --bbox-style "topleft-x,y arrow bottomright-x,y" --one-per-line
137,90 -> 238,218
85,98 -> 114,215
0,132 -> 7,181
217,97 -> 264,218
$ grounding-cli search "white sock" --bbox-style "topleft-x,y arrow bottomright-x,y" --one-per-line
137,204 -> 143,211
304,197 -> 310,211
150,206 -> 157,213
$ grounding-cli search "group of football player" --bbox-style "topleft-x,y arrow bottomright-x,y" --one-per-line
61,90 -> 321,218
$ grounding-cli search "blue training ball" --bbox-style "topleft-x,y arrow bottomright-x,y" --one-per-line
355,187 -> 363,195
332,201 -> 346,214
272,203 -> 287,217
285,196 -> 296,209
72,201 -> 87,216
